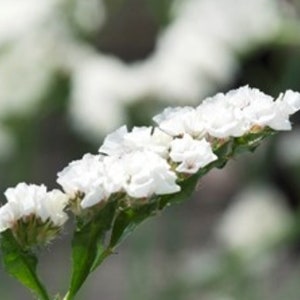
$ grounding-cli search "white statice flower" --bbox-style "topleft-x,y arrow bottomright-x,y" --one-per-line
198,86 -> 300,136
197,94 -> 247,138
170,134 -> 217,174
224,86 -> 300,131
99,126 -> 172,158
0,183 -> 68,232
280,90 -> 300,114
58,150 -> 181,209
153,106 -> 206,138
57,153 -> 114,208
116,151 -> 180,199
153,86 -> 300,141
221,86 -> 277,132
0,204 -> 16,233
267,90 -> 300,130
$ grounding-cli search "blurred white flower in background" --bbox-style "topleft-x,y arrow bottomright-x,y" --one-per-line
0,0 -> 296,146
0,36 -> 57,117
0,0 -> 106,157
70,0 -> 288,139
0,0 -> 58,44
216,185 -> 292,258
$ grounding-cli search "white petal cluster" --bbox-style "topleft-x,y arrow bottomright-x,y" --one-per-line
154,86 -> 300,138
170,134 -> 217,174
111,151 -> 180,199
0,183 -> 68,232
58,86 -> 300,209
99,126 -> 172,158
57,154 -> 107,208
58,149 -> 180,209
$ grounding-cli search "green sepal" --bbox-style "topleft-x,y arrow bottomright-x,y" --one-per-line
0,230 -> 50,300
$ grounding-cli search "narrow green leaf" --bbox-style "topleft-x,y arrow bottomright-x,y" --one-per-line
67,201 -> 117,300
0,230 -> 50,300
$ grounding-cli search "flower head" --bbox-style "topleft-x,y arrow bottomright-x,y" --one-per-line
0,183 -> 68,247
99,126 -> 172,158
170,134 -> 217,174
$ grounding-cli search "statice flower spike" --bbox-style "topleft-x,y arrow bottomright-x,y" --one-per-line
1,86 -> 300,300
0,183 -> 68,248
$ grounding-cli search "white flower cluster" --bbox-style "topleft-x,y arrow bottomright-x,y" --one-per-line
0,86 -> 299,243
154,86 -> 300,138
57,86 -> 300,209
0,183 -> 68,233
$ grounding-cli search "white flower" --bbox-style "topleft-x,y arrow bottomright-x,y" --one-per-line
118,151 -> 180,199
267,90 -> 300,130
99,126 -> 172,158
280,90 -> 300,114
36,189 -> 68,226
0,204 -> 16,232
226,86 -> 276,131
98,126 -> 128,156
198,95 -> 247,138
170,134 -> 217,174
57,153 -> 111,208
0,183 -> 68,231
153,106 -> 206,138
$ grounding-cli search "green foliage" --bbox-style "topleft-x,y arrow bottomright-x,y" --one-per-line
0,230 -> 50,300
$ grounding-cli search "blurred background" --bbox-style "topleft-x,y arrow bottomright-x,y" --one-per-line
0,0 -> 300,299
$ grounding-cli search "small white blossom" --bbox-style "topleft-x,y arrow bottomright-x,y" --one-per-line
170,134 -> 217,174
280,90 -> 300,114
225,86 -> 275,129
153,106 -> 206,138
98,126 -> 128,156
198,95 -> 247,138
0,183 -> 68,232
266,90 -> 300,131
119,151 -> 180,199
57,153 -> 112,208
0,204 -> 16,232
99,126 -> 172,158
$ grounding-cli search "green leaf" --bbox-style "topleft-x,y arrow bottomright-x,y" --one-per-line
67,200 -> 117,300
0,230 -> 50,300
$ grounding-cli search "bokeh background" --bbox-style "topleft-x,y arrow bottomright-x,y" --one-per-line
0,0 -> 300,299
